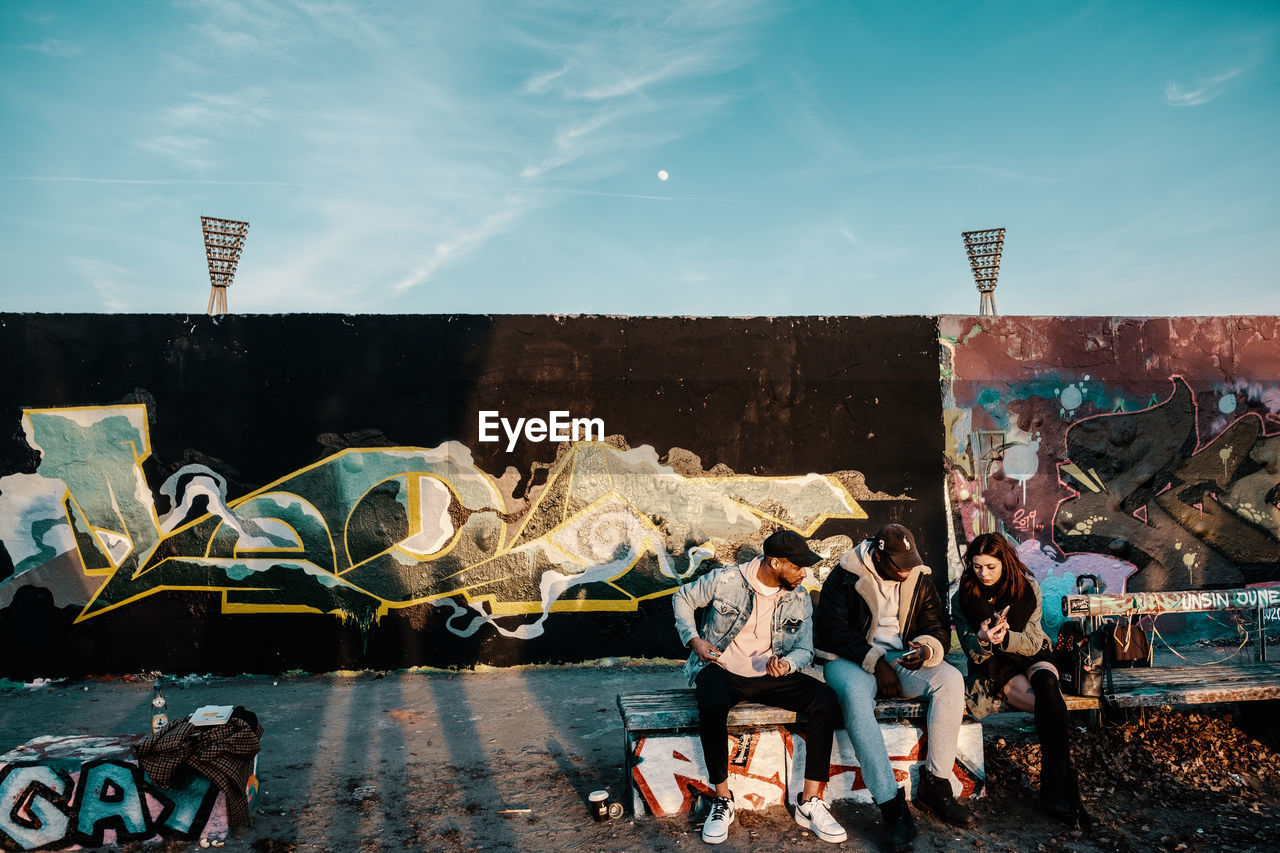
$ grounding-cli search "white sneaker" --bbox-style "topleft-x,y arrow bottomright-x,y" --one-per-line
701,795 -> 735,844
795,795 -> 848,843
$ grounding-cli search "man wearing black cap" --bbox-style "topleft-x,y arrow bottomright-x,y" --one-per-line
816,523 -> 972,853
673,529 -> 846,845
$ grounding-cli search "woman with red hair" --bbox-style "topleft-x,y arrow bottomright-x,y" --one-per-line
953,533 -> 1094,829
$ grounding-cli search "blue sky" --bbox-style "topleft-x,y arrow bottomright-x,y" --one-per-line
1,1 -> 1277,316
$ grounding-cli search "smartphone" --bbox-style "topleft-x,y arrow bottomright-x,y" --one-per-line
994,605 -> 1010,624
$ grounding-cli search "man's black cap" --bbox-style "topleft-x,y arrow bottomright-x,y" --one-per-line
874,523 -> 923,570
762,530 -> 822,568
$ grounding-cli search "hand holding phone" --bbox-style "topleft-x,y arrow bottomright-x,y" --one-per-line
994,604 -> 1010,624
978,613 -> 1008,646
898,642 -> 926,670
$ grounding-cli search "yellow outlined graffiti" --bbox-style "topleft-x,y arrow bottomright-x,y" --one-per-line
6,406 -> 869,631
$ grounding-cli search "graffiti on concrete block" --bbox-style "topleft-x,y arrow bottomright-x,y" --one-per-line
629,721 -> 984,815
631,730 -> 793,815
1055,377 -> 1280,591
795,721 -> 984,804
0,405 -> 868,636
0,735 -> 237,850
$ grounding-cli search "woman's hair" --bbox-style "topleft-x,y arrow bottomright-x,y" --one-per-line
959,533 -> 1034,604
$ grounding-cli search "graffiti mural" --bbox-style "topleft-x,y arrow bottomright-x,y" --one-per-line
942,316 -> 1280,633
1055,377 -> 1280,591
0,404 -> 868,636
0,735 -> 252,850
629,722 -> 984,815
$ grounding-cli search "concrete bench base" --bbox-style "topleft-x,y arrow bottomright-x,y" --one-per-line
624,710 -> 984,816
0,734 -> 258,851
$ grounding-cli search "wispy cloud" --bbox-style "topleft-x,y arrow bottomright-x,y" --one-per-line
508,186 -> 726,202
907,158 -> 1062,184
73,259 -> 138,313
134,134 -> 218,170
177,0 -> 388,55
15,38 -> 82,58
1163,60 -> 1258,107
134,86 -> 273,170
0,176 -> 311,186
392,205 -> 526,295
509,2 -> 775,181
165,87 -> 271,129
521,63 -> 572,95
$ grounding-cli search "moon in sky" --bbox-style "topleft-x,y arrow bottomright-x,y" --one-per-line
657,170 -> 669,181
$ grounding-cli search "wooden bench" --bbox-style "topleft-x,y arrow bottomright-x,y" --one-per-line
617,687 -> 1084,816
1062,586 -> 1280,709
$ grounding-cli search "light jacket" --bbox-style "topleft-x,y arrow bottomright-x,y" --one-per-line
672,558 -> 815,686
951,579 -> 1057,718
815,539 -> 949,674
952,581 -> 1053,667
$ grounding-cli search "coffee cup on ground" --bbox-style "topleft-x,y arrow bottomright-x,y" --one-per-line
589,790 -> 609,822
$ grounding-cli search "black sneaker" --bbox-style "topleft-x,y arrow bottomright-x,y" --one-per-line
914,773 -> 973,826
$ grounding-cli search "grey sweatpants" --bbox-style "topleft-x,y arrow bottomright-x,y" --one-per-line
824,657 -> 966,804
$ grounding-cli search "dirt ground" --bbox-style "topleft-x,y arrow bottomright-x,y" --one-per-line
2,663 -> 1279,852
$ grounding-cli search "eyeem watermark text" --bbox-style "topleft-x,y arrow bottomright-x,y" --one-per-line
478,410 -> 605,451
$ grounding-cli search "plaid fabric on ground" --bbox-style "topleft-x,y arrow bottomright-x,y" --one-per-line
134,706 -> 263,829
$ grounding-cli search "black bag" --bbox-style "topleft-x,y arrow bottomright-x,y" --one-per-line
1054,617 -> 1105,696
1107,616 -> 1152,668
1055,620 -> 1104,697
1055,576 -> 1107,696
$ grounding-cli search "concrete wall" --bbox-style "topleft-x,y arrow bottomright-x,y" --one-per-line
0,314 -> 1275,676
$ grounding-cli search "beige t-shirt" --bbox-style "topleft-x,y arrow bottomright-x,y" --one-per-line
716,558 -> 784,677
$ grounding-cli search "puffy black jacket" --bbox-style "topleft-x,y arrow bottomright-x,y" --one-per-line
816,539 -> 951,672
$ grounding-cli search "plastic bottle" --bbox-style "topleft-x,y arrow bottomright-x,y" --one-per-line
151,683 -> 169,734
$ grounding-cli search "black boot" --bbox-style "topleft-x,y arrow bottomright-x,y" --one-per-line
1043,767 -> 1095,829
1031,670 -> 1073,822
1039,756 -> 1071,820
1063,767 -> 1096,830
877,787 -> 916,853
914,773 -> 974,826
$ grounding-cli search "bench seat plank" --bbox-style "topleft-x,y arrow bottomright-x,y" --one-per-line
617,690 -> 926,731
1105,663 -> 1280,708
618,689 -> 1098,731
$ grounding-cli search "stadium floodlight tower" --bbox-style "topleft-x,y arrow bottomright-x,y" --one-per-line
201,216 -> 250,316
962,228 -> 1005,316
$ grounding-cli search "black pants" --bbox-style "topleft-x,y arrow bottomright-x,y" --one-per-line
694,664 -> 841,786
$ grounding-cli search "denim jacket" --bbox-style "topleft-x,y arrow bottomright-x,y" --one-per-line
672,558 -> 815,686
